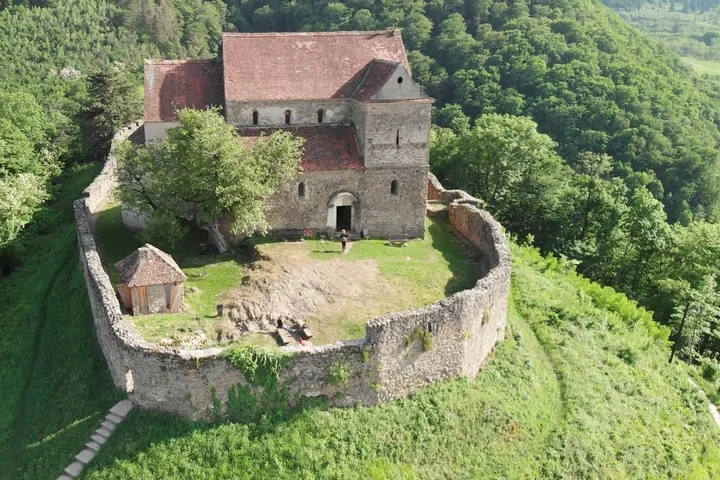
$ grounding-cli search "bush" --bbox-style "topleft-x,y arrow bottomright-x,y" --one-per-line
701,358 -> 720,382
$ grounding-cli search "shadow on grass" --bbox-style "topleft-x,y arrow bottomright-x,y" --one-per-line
426,217 -> 481,297
88,393 -> 331,475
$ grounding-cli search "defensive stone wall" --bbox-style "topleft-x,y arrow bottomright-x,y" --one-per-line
75,138 -> 510,419
82,121 -> 144,215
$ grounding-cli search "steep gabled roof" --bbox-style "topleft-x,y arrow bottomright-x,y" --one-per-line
144,59 -> 224,122
351,59 -> 402,102
237,126 -> 363,171
115,244 -> 187,287
222,30 -> 410,102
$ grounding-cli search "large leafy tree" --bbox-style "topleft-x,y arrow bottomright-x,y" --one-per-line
117,108 -> 304,251
431,113 -> 572,242
0,90 -> 56,250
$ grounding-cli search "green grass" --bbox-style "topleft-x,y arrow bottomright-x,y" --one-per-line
682,57 -> 720,75
96,209 -> 477,346
79,241 -> 720,479
263,218 -> 479,344
4,172 -> 719,478
94,203 -> 244,343
0,163 -> 123,480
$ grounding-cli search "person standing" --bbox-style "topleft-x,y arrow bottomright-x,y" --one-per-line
339,229 -> 349,253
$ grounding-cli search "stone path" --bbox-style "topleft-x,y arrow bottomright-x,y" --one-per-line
57,399 -> 134,480
688,377 -> 720,429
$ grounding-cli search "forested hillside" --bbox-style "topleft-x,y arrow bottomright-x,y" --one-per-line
2,0 -> 720,476
0,0 -> 225,272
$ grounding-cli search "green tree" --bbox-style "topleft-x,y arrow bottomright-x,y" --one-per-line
0,173 -> 48,248
117,108 -> 304,251
83,64 -> 143,159
432,113 -> 571,241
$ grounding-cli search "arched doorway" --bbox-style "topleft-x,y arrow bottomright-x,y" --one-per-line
327,191 -> 359,232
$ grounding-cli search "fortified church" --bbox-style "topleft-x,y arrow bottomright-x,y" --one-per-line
130,30 -> 433,238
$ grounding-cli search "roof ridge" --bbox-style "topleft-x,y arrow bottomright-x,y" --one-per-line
223,30 -> 396,38
145,59 -> 218,64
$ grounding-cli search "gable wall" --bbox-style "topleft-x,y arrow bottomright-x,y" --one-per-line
372,65 -> 426,101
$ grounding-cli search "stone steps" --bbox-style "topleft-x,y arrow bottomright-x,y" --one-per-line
58,399 -> 134,480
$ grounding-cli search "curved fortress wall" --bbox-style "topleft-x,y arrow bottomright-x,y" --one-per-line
75,127 -> 511,419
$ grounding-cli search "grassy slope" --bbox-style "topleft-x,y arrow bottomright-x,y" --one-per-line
80,243 -> 720,479
0,164 -> 123,480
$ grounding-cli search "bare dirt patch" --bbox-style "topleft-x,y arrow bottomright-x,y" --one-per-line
223,242 -> 388,340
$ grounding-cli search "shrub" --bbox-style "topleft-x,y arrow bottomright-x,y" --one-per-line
701,358 -> 720,382
328,362 -> 351,386
224,346 -> 292,388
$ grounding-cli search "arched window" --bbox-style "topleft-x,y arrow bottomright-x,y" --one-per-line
298,182 -> 305,197
390,180 -> 398,195
317,108 -> 324,123
252,110 -> 259,125
285,110 -> 291,125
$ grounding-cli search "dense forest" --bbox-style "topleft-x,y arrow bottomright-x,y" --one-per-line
2,0 -> 720,371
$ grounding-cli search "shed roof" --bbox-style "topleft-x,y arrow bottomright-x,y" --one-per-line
237,126 -> 363,171
115,244 -> 187,287
222,30 -> 410,102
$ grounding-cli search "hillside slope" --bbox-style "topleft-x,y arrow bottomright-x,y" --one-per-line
76,244 -> 720,479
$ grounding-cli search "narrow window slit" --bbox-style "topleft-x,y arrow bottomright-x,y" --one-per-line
252,110 -> 259,125
285,110 -> 291,125
317,109 -> 324,123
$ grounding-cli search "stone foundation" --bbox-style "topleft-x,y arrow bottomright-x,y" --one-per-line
75,128 -> 511,419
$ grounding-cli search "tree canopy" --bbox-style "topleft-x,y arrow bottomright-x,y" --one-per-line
117,108 -> 304,250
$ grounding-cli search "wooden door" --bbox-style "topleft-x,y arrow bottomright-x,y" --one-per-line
168,284 -> 182,313
137,286 -> 149,315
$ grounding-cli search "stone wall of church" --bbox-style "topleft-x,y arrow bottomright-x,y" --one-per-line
260,166 -> 427,239
361,101 -> 431,169
225,99 -> 353,127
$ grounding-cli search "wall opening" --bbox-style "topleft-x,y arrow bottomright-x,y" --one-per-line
396,129 -> 400,147
252,110 -> 258,125
327,191 -> 359,233
285,110 -> 291,125
390,180 -> 398,195
317,108 -> 324,123
336,206 -> 352,231
298,182 -> 305,197
397,76 -> 403,84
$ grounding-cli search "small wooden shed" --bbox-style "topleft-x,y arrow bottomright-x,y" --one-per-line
114,244 -> 187,316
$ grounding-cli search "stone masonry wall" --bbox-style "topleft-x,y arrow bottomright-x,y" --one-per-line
226,99 -> 353,128
261,166 -> 427,239
76,133 -> 510,419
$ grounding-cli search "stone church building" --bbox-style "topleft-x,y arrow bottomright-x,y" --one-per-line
135,30 -> 433,238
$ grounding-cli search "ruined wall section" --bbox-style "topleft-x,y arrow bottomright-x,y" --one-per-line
76,135 -> 510,418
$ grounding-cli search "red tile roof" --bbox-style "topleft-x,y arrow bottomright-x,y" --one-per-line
351,59 -> 400,102
144,60 -> 223,122
238,126 -> 363,171
222,31 -> 410,102
115,244 -> 187,287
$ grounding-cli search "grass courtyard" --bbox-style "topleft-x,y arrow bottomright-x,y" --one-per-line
94,204 -> 479,347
